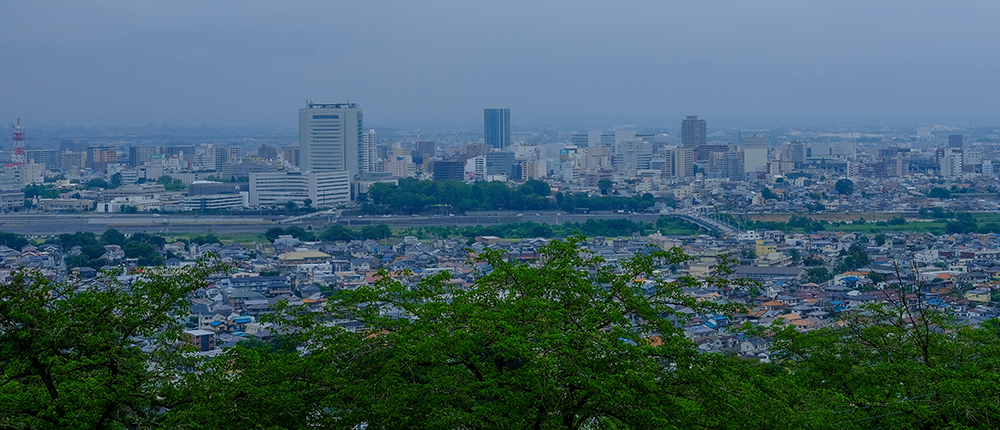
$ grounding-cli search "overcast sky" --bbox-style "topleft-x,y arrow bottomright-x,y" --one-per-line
2,1 -> 1000,129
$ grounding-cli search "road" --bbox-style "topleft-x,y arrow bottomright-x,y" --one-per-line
0,213 -> 279,235
676,214 -> 741,236
0,211 -> 681,236
336,212 -> 666,228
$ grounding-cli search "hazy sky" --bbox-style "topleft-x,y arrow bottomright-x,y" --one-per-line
2,1 -> 1000,128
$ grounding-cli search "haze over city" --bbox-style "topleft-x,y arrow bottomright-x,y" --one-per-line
4,1 -> 1000,128
11,2 -> 1000,429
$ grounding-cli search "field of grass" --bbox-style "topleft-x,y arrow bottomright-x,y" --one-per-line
742,212 -> 1000,236
826,220 -> 946,234
167,232 -> 266,245
749,213 -> 902,223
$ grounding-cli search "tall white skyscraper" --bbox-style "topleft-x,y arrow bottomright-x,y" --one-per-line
663,146 -> 694,179
939,148 -> 963,178
361,129 -> 378,174
743,134 -> 769,173
299,102 -> 363,176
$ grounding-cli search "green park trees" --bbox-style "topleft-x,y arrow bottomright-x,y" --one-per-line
156,175 -> 186,192
362,178 -> 655,214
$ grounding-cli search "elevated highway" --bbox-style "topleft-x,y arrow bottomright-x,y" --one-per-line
675,214 -> 742,237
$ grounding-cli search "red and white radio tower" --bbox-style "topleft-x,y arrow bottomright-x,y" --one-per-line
11,118 -> 25,166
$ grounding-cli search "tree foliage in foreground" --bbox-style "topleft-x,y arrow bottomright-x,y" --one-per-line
167,238 -> 770,429
767,269 -> 1000,430
174,242 -> 1000,429
7,237 -> 1000,429
0,260 -> 226,429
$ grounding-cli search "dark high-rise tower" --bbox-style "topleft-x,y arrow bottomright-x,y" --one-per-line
128,145 -> 158,168
415,140 -> 435,158
949,134 -> 964,148
484,108 -> 511,149
681,115 -> 707,147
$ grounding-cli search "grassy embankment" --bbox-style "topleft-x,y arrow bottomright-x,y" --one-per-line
744,212 -> 1000,235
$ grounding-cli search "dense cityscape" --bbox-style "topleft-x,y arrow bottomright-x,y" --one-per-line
4,103 -> 1000,317
9,1 -> 1000,427
5,103 -> 1000,427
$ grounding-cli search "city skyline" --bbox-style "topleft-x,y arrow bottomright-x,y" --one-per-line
5,2 -> 1000,127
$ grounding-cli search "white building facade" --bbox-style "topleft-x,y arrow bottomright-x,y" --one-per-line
743,135 -> 769,174
299,102 -> 363,176
249,171 -> 350,208
361,129 -> 378,174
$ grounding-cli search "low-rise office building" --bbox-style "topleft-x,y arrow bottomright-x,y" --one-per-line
100,183 -> 165,202
0,190 -> 24,212
249,171 -> 350,207
183,193 -> 247,211
39,198 -> 93,212
96,196 -> 162,213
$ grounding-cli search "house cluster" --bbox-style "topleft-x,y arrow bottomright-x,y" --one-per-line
0,243 -> 61,281
24,222 -> 1000,361
743,174 -> 1000,214
171,232 -> 709,354
661,227 -> 1000,358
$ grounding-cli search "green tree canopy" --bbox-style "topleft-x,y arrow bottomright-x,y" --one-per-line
762,187 -> 779,200
835,178 -> 854,195
598,178 -> 613,195
360,178 -> 652,215
177,238 -> 761,429
0,231 -> 29,249
22,184 -> 61,199
769,279 -> 1000,429
0,261 -> 226,428
86,178 -> 110,189
101,228 -> 127,247
123,241 -> 165,266
318,225 -> 355,242
129,232 -> 167,247
265,226 -> 316,243
157,175 -> 186,192
189,233 -> 221,245
13,236 -> 1000,429
927,187 -> 951,199
807,266 -> 833,284
359,224 -> 392,240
